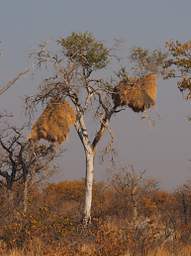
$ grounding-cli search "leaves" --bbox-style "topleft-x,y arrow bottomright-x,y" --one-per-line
130,47 -> 167,76
58,32 -> 110,72
165,40 -> 191,99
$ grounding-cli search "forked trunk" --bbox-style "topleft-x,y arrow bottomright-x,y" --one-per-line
75,109 -> 114,225
83,149 -> 94,225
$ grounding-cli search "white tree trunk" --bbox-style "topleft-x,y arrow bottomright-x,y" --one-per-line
74,113 -> 95,224
83,149 -> 94,225
75,110 -> 110,225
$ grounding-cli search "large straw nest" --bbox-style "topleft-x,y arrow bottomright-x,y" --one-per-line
28,100 -> 76,144
113,73 -> 157,112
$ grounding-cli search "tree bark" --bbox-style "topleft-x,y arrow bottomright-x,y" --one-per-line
23,177 -> 29,214
132,198 -> 138,222
131,186 -> 138,222
83,149 -> 95,225
75,108 -> 116,225
74,113 -> 95,225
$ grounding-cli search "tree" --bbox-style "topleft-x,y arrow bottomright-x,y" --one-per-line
164,40 -> 191,100
174,183 -> 191,226
110,166 -> 158,221
26,32 -> 118,224
0,122 -> 56,213
26,32 -> 159,224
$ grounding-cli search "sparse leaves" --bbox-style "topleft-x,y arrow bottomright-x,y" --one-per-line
164,40 -> 191,99
130,47 -> 167,76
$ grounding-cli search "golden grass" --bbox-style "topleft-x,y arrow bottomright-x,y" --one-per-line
1,179 -> 191,256
3,246 -> 191,256
148,246 -> 191,256
28,100 -> 76,144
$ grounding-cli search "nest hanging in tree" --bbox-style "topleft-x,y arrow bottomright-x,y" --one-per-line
28,100 -> 76,144
112,73 -> 157,112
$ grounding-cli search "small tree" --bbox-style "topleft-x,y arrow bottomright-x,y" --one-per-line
174,183 -> 191,226
0,123 -> 56,212
110,166 -> 158,221
26,32 -> 120,224
26,32 -> 159,224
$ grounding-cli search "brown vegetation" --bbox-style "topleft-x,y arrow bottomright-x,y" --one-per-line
28,100 -> 76,144
1,170 -> 191,255
113,73 -> 157,112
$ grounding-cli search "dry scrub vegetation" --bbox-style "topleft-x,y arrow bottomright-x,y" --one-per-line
1,169 -> 191,256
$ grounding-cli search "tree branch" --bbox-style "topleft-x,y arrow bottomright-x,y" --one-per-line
92,106 -> 116,151
75,110 -> 92,153
0,69 -> 30,96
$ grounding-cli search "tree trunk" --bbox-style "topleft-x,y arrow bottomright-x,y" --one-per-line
74,109 -> 113,225
83,149 -> 95,225
132,198 -> 138,222
23,177 -> 29,214
8,189 -> 14,211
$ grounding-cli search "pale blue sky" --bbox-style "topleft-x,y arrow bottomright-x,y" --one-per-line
0,0 -> 191,189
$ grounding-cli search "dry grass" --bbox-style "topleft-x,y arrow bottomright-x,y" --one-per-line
3,244 -> 191,256
148,246 -> 191,256
28,100 -> 76,144
113,73 -> 157,112
1,178 -> 191,256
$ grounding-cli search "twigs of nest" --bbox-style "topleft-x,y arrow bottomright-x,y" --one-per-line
112,73 -> 157,112
28,100 -> 76,144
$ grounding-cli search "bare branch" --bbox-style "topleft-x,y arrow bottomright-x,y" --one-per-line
0,69 -> 30,96
92,106 -> 117,151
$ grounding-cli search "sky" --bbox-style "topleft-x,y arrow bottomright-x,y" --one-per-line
0,0 -> 191,189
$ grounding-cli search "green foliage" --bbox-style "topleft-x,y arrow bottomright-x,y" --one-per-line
130,47 -> 167,76
57,32 -> 110,72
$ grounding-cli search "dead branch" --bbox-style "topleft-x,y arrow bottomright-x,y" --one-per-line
0,69 -> 30,96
